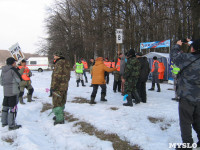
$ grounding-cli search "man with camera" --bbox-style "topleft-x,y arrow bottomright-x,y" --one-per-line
170,39 -> 200,150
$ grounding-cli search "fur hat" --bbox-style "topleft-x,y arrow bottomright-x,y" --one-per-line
54,51 -> 64,57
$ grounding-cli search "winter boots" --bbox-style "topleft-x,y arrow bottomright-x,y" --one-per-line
90,96 -> 96,104
19,97 -> 25,104
148,83 -> 155,91
27,94 -> 35,102
9,125 -> 22,131
81,80 -> 86,87
85,77 -> 88,83
132,90 -> 141,104
123,96 -> 133,107
53,106 -> 65,125
157,83 -> 161,92
100,93 -> 107,102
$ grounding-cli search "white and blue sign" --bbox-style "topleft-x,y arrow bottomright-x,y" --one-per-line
140,40 -> 170,50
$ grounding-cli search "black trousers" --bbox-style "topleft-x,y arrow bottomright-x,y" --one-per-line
3,96 -> 18,107
136,81 -> 147,103
113,80 -> 121,92
179,99 -> 200,144
105,72 -> 109,84
91,84 -> 106,98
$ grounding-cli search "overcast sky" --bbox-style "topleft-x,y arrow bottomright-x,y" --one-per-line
0,0 -> 54,53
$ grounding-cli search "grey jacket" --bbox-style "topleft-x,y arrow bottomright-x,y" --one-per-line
0,65 -> 21,96
170,44 -> 200,102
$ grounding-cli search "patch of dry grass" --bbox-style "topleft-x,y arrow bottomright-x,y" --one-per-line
74,121 -> 141,150
71,97 -> 90,104
41,103 -> 53,113
148,116 -> 174,131
1,136 -> 16,145
64,112 -> 79,122
110,107 -> 119,111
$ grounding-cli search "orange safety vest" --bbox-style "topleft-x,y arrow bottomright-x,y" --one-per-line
116,58 -> 121,71
104,61 -> 112,68
82,61 -> 88,69
151,60 -> 164,73
111,62 -> 115,68
18,66 -> 30,81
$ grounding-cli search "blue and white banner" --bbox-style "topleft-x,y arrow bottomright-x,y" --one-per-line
140,40 -> 170,50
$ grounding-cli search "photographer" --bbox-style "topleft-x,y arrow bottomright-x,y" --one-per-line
170,39 -> 200,149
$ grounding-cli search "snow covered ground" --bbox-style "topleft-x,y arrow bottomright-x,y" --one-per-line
0,70 -> 199,150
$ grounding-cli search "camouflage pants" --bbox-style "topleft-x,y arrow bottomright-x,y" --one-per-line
52,91 -> 67,108
124,79 -> 138,95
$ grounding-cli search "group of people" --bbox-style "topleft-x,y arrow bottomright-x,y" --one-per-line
1,38 -> 200,150
0,58 -> 35,130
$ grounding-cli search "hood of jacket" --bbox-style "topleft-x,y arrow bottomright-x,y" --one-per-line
95,57 -> 104,66
2,65 -> 12,73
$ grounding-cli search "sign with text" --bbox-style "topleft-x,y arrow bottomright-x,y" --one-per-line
140,40 -> 170,50
116,29 -> 123,44
9,43 -> 25,63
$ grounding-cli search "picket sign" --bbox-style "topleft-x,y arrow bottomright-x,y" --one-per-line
9,43 -> 25,64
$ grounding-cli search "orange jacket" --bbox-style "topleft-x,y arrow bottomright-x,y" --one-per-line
82,61 -> 88,69
92,57 -> 117,84
116,58 -> 121,71
104,61 -> 112,68
18,66 -> 30,81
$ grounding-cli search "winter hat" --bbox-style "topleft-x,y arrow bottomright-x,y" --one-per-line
153,56 -> 157,60
127,49 -> 136,57
6,57 -> 16,65
96,57 -> 103,62
21,59 -> 27,63
136,52 -> 143,56
191,39 -> 200,51
54,51 -> 63,57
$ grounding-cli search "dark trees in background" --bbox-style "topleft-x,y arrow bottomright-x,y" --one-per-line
43,0 -> 200,65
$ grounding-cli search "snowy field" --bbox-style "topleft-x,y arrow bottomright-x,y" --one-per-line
0,70 -> 199,150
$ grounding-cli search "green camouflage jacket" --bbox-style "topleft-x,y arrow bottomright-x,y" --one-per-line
124,57 -> 140,81
51,57 -> 70,91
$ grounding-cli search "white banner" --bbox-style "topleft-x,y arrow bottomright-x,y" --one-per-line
9,43 -> 25,63
116,29 -> 123,44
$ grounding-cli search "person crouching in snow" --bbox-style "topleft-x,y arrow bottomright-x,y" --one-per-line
75,60 -> 86,87
51,51 -> 70,125
90,57 -> 117,104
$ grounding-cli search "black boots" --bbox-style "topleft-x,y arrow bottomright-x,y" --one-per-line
85,77 -> 88,83
148,83 -> 155,91
100,93 -> 107,101
81,80 -> 86,87
77,80 -> 80,87
123,96 -> 133,107
90,96 -> 96,104
9,125 -> 22,131
132,91 -> 141,104
157,83 -> 161,92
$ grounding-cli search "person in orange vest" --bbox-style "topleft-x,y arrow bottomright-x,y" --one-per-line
148,56 -> 161,92
158,62 -> 165,83
104,58 -> 112,84
18,60 -> 34,104
113,53 -> 123,93
81,58 -> 88,83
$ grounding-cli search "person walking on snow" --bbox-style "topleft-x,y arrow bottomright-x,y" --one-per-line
75,60 -> 86,87
0,57 -> 22,130
81,58 -> 88,83
18,59 -> 34,104
90,57 -> 117,104
51,51 -> 70,125
148,56 -> 161,92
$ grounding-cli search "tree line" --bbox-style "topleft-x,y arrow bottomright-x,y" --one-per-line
40,0 -> 200,65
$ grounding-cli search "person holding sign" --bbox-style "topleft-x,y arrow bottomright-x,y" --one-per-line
18,60 -> 34,104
